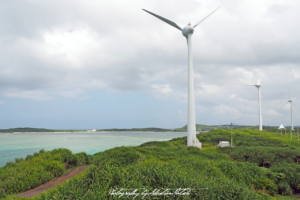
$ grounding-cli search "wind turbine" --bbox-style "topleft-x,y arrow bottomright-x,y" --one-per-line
142,8 -> 219,147
283,89 -> 296,138
243,73 -> 263,131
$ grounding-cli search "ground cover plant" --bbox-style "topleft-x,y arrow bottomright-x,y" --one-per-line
2,129 -> 300,199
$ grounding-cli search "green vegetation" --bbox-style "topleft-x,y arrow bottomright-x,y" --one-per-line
0,127 -> 179,133
0,127 -> 58,133
177,124 -> 298,133
176,124 -> 222,131
2,129 -> 300,199
0,149 -> 92,198
97,127 -> 177,132
0,127 -> 87,133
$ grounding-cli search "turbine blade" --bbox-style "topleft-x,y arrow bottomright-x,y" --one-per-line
142,9 -> 182,31
257,72 -> 263,85
193,7 -> 220,28
243,84 -> 256,86
282,101 -> 289,107
293,103 -> 296,108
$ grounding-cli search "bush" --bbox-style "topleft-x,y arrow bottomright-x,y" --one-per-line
93,147 -> 142,167
277,181 -> 291,195
0,148 -> 86,198
270,163 -> 300,193
139,141 -> 171,147
254,178 -> 278,195
30,143 -> 272,199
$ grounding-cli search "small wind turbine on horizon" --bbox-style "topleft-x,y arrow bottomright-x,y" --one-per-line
243,73 -> 263,131
142,7 -> 219,147
283,88 -> 296,138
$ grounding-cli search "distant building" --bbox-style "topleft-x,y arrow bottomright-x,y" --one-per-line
87,129 -> 96,132
217,141 -> 230,147
278,124 -> 285,129
198,131 -> 209,133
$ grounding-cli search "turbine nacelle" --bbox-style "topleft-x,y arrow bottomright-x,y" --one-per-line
142,7 -> 219,42
182,25 -> 194,37
243,83 -> 261,88
243,72 -> 263,88
283,89 -> 296,133
242,73 -> 263,131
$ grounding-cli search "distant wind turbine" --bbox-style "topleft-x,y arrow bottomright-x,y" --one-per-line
243,73 -> 263,131
282,89 -> 296,138
142,8 -> 219,147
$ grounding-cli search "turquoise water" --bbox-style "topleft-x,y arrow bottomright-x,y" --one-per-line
0,131 -> 187,167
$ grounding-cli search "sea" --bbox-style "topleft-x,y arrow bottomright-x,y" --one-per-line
0,131 -> 187,167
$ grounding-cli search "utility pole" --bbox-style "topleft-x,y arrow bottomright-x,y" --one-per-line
298,128 -> 299,140
231,122 -> 234,147
285,128 -> 287,136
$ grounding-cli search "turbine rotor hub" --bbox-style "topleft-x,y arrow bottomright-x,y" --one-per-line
182,25 -> 194,37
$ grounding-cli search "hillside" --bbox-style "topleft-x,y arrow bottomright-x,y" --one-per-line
177,124 -> 298,133
1,129 -> 300,199
0,127 -> 85,133
97,127 -> 176,132
0,127 -> 58,133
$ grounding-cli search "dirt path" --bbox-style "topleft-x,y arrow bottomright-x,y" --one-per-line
294,193 -> 300,198
15,165 -> 89,199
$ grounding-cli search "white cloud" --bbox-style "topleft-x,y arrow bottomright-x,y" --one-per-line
151,84 -> 173,98
3,90 -> 54,101
58,89 -> 90,100
213,104 -> 240,117
1,0 -> 300,126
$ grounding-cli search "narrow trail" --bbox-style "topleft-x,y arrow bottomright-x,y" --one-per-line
15,165 -> 89,199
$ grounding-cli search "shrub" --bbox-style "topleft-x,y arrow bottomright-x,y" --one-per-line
253,178 -> 278,195
93,147 -> 142,167
0,148 -> 86,198
139,141 -> 171,147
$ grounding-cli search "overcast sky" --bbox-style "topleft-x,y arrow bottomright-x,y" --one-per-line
0,0 -> 299,129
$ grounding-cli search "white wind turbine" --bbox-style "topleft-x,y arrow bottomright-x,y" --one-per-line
283,89 -> 296,135
243,73 -> 263,131
142,8 -> 219,147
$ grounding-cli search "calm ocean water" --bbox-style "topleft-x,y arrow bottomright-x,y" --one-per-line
0,131 -> 187,167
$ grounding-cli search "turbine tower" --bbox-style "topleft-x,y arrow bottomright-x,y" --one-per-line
142,8 -> 219,147
243,73 -> 263,131
283,89 -> 296,133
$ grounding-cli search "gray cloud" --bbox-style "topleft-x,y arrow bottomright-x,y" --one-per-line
0,0 -> 300,126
